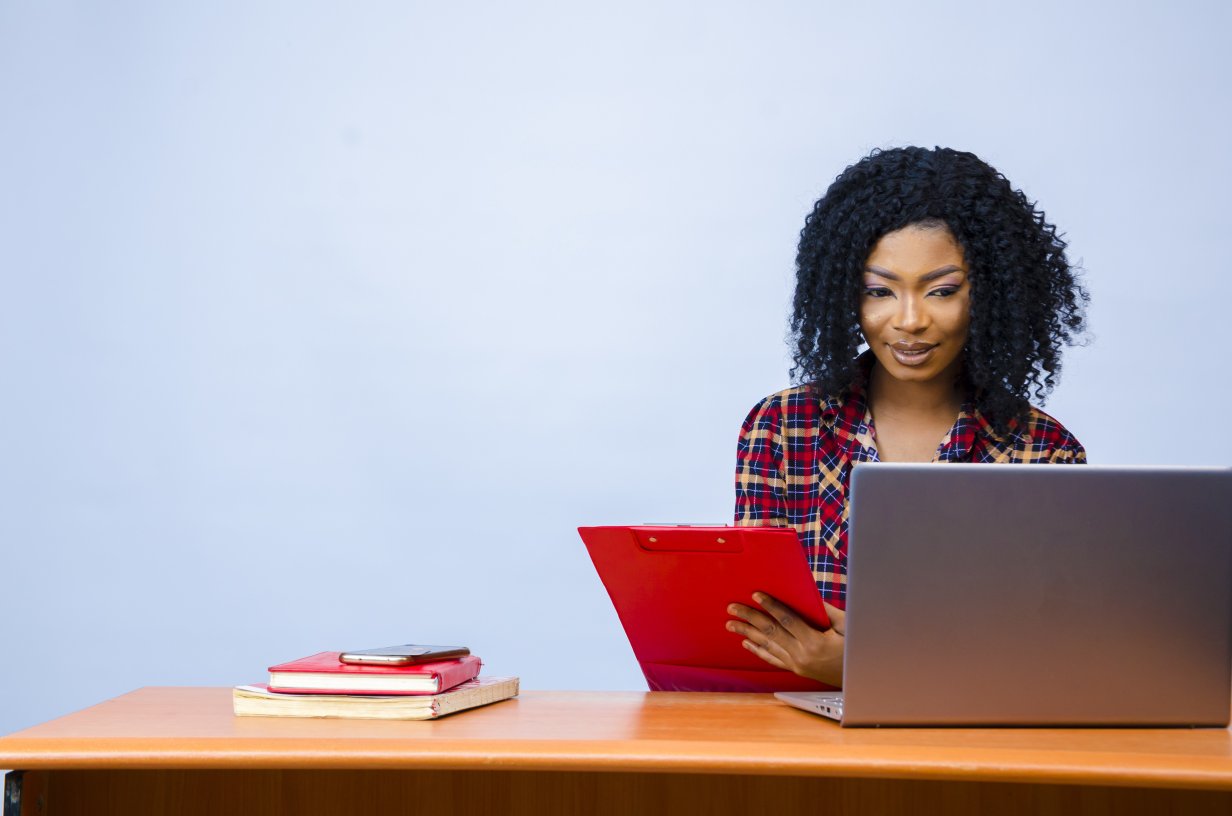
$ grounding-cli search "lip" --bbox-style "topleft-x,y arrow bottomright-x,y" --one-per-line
888,342 -> 937,367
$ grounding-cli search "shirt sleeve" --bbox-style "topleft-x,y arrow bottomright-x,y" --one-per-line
734,395 -> 790,526
1048,442 -> 1087,464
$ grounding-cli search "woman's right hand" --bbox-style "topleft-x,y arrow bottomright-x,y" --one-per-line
727,593 -> 847,687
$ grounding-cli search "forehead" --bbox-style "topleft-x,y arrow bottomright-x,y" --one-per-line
865,225 -> 966,275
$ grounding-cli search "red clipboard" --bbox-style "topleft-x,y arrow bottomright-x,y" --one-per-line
579,525 -> 834,692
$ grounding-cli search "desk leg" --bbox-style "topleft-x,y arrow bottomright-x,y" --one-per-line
1,772 -> 16,816
4,771 -> 47,816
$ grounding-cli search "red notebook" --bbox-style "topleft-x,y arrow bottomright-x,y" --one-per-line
267,652 -> 482,695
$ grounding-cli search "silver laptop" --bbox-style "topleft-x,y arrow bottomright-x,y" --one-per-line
777,464 -> 1232,727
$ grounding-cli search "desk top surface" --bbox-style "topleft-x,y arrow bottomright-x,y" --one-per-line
2,688 -> 1232,790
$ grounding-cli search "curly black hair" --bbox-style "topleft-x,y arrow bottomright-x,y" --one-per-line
791,146 -> 1087,432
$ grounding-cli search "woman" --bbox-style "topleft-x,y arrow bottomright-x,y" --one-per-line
726,147 -> 1088,687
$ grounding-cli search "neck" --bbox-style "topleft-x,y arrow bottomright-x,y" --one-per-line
867,361 -> 965,419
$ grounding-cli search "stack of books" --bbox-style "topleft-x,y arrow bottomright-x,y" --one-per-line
233,651 -> 519,720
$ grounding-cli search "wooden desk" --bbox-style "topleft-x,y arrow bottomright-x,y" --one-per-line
3,687 -> 1232,815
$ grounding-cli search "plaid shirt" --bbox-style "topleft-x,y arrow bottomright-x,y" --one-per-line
734,355 -> 1086,608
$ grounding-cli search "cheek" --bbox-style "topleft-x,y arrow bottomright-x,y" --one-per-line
958,302 -> 973,335
858,301 -> 890,333
939,295 -> 972,334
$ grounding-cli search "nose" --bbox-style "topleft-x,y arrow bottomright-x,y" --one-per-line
892,294 -> 930,334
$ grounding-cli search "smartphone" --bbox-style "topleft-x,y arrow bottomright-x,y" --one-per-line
337,644 -> 470,666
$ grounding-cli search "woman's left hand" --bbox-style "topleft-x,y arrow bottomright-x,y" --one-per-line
727,592 -> 846,687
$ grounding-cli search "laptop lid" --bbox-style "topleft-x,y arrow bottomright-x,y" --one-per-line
840,464 -> 1232,727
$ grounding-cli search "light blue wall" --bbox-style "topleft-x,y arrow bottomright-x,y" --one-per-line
2,1 -> 1229,734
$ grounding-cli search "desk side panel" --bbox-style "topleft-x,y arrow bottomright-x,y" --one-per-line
30,769 -> 1232,816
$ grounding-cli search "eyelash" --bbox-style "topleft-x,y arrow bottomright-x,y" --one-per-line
862,287 -> 960,299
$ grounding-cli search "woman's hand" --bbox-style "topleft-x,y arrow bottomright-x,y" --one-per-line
726,592 -> 847,687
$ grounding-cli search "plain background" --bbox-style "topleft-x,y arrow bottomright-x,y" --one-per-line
1,1 -> 1229,736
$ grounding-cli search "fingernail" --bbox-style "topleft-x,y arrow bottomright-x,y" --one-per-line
752,592 -> 765,603
727,604 -> 738,615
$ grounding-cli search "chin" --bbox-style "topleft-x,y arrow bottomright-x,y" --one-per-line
874,353 -> 959,384
887,367 -> 942,382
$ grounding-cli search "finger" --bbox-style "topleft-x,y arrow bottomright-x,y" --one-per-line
726,618 -> 779,648
727,620 -> 795,663
726,618 -> 757,639
822,602 -> 847,636
727,602 -> 758,621
752,592 -> 814,640
728,603 -> 787,640
741,638 -> 790,670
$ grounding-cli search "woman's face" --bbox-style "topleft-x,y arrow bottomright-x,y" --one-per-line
858,224 -> 971,387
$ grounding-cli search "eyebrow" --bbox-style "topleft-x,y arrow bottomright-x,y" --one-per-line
864,264 -> 965,283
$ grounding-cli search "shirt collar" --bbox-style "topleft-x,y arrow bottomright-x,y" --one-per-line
957,403 -> 1017,462
820,353 -> 878,460
939,405 -> 1006,462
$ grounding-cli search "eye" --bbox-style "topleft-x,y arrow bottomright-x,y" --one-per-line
929,286 -> 960,298
863,286 -> 893,298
